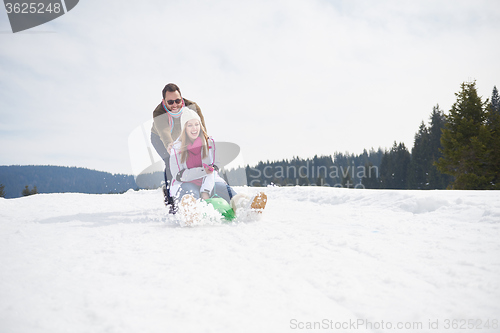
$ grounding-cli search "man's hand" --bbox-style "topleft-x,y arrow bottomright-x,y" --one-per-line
167,142 -> 174,154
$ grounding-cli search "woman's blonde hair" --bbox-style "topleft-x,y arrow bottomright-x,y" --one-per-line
179,120 -> 210,163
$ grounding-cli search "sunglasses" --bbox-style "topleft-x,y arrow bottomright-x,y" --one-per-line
166,98 -> 182,105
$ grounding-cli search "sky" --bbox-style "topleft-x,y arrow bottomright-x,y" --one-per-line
1,0 -> 499,175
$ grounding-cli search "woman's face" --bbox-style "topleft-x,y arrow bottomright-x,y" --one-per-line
185,119 -> 201,142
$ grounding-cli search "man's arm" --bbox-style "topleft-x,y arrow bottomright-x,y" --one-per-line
152,103 -> 174,148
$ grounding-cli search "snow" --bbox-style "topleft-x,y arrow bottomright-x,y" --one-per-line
1,187 -> 499,333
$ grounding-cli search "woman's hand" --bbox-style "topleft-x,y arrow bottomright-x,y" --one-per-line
203,163 -> 214,174
201,192 -> 210,200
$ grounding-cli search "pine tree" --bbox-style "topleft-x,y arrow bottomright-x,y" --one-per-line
361,163 -> 379,189
21,185 -> 38,196
485,87 -> 500,188
408,105 -> 453,189
436,81 -> 494,189
315,175 -> 326,186
491,86 -> 500,114
427,106 -> 453,188
0,184 -> 5,198
394,142 -> 411,189
408,121 -> 430,189
341,172 -> 353,188
298,172 -> 310,186
379,149 -> 392,188
380,142 -> 411,189
22,185 -> 31,196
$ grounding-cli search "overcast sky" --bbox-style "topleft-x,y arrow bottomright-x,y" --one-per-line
1,0 -> 499,175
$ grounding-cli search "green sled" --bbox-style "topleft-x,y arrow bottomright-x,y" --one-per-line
204,197 -> 236,221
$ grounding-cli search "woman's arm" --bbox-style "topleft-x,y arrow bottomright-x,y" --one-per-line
175,167 -> 210,182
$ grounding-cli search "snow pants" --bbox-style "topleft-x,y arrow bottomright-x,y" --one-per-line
176,182 -> 236,203
150,132 -> 172,186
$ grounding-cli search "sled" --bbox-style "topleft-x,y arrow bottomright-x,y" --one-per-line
204,197 -> 236,221
178,195 -> 235,226
178,192 -> 267,226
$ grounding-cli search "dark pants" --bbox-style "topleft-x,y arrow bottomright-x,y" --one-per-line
150,132 -> 172,187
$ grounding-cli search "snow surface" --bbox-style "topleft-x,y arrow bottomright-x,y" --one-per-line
1,187 -> 499,333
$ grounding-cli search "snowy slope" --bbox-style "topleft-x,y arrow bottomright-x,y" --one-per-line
1,187 -> 499,333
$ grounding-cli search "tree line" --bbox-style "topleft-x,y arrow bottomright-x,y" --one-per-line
0,165 -> 137,198
245,81 -> 499,190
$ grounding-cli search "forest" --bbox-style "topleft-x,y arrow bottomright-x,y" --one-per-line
243,82 -> 499,190
0,165 -> 136,198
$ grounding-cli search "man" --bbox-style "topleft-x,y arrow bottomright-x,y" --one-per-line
150,83 -> 207,212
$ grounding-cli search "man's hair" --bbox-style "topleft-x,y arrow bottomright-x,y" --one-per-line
162,83 -> 181,99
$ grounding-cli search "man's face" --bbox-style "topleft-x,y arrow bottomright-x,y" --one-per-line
163,90 -> 183,112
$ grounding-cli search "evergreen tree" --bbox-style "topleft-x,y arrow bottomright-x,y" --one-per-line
361,163 -> 380,189
408,105 -> 453,189
341,172 -> 353,188
315,175 -> 326,186
22,185 -> 31,196
436,81 -> 495,189
298,171 -> 310,186
427,106 -> 454,188
408,121 -> 430,189
380,142 -> 411,189
379,150 -> 392,188
393,142 -> 411,189
22,185 -> 38,196
0,184 -> 5,198
491,86 -> 500,114
485,87 -> 500,188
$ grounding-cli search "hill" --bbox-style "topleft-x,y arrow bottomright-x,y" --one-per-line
0,165 -> 137,198
1,187 -> 499,332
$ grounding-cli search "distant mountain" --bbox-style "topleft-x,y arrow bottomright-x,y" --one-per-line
0,165 -> 138,199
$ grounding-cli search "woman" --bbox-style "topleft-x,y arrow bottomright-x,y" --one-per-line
169,108 -> 267,220
169,108 -> 234,203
